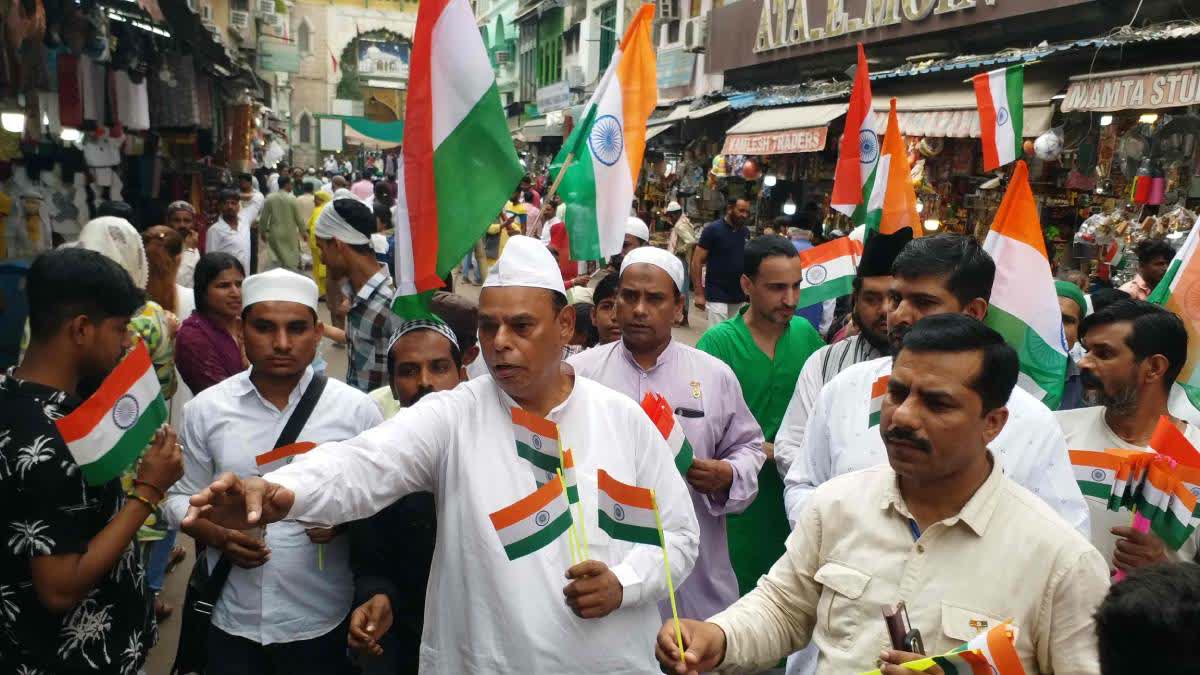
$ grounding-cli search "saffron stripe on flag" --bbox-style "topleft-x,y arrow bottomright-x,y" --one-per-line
512,407 -> 560,439
598,468 -> 655,509
489,477 -> 564,530
57,342 -> 154,443
256,442 -> 318,467
79,396 -> 167,486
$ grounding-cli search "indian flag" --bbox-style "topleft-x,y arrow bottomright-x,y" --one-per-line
561,448 -> 579,504
391,0 -> 523,317
597,469 -> 659,546
1148,219 -> 1200,426
1149,415 -> 1200,469
869,99 -> 922,238
868,375 -> 889,427
982,161 -> 1068,409
798,236 -> 863,308
831,43 -> 880,227
1135,458 -> 1199,550
550,4 -> 657,261
488,477 -> 573,560
972,65 -> 1024,172
640,392 -> 693,475
255,441 -> 317,473
863,622 -> 1024,675
55,342 -> 167,486
1068,450 -> 1124,500
512,407 -> 561,484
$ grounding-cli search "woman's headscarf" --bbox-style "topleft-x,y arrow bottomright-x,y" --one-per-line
76,217 -> 149,289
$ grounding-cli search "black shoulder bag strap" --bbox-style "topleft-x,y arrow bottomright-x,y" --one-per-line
172,373 -> 328,674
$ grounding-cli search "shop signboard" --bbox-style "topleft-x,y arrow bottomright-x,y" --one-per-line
537,81 -> 571,113
1061,65 -> 1200,113
258,38 -> 300,73
707,0 -> 1095,73
722,126 -> 829,155
358,40 -> 410,79
657,49 -> 697,89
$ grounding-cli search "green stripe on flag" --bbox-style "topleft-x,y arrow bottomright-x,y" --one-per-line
516,441 -> 561,474
502,510 -> 573,560
567,485 -> 579,503
1078,481 -> 1113,500
81,395 -> 168,486
850,164 -> 880,231
985,304 -> 1067,409
432,84 -> 524,277
868,410 -> 881,427
1148,259 -> 1182,305
1005,65 -> 1025,159
675,440 -> 694,475
598,510 -> 660,545
391,290 -> 437,320
798,276 -> 855,308
552,105 -> 602,261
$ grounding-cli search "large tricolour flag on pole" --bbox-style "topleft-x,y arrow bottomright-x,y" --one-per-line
798,236 -> 863,308
982,160 -> 1069,409
972,64 -> 1024,171
550,4 -> 657,262
1148,218 -> 1200,426
831,43 -> 879,227
869,99 -> 921,238
55,342 -> 167,486
392,0 -> 523,317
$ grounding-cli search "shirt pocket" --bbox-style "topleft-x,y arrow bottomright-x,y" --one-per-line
940,601 -> 1007,645
814,561 -> 872,651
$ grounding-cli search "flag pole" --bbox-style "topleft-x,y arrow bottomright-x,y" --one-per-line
545,152 -> 575,201
557,468 -> 582,564
651,489 -> 685,664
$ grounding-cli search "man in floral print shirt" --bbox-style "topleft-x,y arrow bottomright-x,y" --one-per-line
0,248 -> 183,674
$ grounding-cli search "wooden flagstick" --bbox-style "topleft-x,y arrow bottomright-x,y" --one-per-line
651,489 -> 685,664
544,153 -> 574,202
558,439 -> 590,560
557,469 -> 582,564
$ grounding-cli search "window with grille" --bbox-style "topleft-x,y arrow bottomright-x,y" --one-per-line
598,3 -> 616,73
299,114 -> 312,144
519,20 -> 537,102
298,21 -> 311,53
536,8 -> 563,87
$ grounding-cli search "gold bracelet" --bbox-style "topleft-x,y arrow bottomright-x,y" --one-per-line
126,490 -> 158,510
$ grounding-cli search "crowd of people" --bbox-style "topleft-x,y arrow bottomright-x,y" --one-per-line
2,161 -> 1199,675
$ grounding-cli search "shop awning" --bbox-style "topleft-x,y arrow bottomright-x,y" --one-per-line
316,115 -> 404,144
871,76 -> 1061,139
646,123 -> 675,141
1061,62 -> 1200,113
721,103 -> 846,155
514,118 -> 563,143
688,101 -> 730,119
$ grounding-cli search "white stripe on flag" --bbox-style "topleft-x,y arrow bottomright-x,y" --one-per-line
70,368 -> 159,464
598,490 -> 658,530
495,496 -> 569,547
392,160 -> 417,296
429,0 -> 495,146
986,68 -> 1016,166
983,231 -> 1067,356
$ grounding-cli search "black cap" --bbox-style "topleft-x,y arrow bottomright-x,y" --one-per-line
857,229 -> 913,278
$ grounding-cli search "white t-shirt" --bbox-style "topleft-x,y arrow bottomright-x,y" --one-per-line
1056,405 -> 1200,566
205,218 -> 251,273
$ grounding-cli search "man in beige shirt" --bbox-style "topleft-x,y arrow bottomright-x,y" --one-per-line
656,314 -> 1110,675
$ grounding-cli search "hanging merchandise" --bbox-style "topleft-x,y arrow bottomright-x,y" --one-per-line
1034,130 -> 1063,162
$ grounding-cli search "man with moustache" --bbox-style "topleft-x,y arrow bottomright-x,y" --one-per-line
695,235 -> 824,598
350,319 -> 466,674
773,231 -> 909,478
782,235 -> 1088,536
181,236 -> 700,674
655,315 -> 1110,675
570,246 -> 765,621
1056,299 -> 1200,571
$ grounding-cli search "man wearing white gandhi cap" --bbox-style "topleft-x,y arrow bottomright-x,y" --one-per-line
183,235 -> 699,674
166,267 -> 382,673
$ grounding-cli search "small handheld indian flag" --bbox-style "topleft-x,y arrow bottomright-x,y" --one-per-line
597,469 -> 659,545
798,236 -> 863,308
255,441 -> 317,473
862,621 -> 1025,675
488,476 -> 573,561
512,407 -> 561,484
868,375 -> 889,428
972,64 -> 1025,171
1068,450 -> 1124,501
55,342 -> 168,486
640,392 -> 693,475
560,448 -> 579,503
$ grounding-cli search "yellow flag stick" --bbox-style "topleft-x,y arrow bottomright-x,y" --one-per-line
557,469 -> 582,564
651,489 -> 685,664
558,440 -> 590,560
317,543 -> 324,571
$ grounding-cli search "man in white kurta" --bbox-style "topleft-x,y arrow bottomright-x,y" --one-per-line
782,235 -> 1089,536
183,236 -> 700,674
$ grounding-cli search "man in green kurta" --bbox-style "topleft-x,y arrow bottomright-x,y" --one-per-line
696,234 -> 824,596
258,175 -> 309,272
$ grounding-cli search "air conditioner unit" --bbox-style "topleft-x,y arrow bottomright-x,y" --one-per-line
230,10 -> 251,30
255,0 -> 276,15
684,14 -> 708,53
495,50 -> 511,65
656,0 -> 678,22
565,65 -> 585,88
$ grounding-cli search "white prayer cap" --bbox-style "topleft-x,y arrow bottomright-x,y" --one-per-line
332,188 -> 356,200
621,245 -> 685,291
665,201 -> 682,213
482,234 -> 567,297
315,198 -> 372,245
625,216 -> 650,242
242,268 -> 319,311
